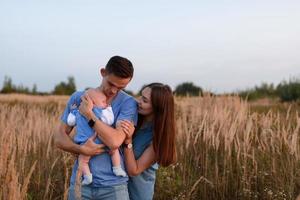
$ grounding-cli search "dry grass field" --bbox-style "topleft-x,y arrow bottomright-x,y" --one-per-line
0,94 -> 299,200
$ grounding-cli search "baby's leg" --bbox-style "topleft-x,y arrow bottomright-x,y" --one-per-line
111,149 -> 121,166
78,154 -> 93,185
78,154 -> 91,175
111,149 -> 127,177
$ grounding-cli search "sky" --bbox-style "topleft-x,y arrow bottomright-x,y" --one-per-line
0,0 -> 300,94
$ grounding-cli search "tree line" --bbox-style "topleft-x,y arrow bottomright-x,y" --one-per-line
1,76 -> 76,95
237,78 -> 300,102
1,75 -> 300,102
0,76 -> 203,97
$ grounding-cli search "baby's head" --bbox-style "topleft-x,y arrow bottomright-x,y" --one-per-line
87,89 -> 108,108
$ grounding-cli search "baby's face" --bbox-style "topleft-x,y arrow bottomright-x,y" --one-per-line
87,89 -> 108,108
96,93 -> 108,108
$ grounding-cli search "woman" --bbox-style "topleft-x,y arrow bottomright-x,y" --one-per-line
121,83 -> 177,200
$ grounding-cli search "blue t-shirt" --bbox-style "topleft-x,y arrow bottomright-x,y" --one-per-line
127,122 -> 159,200
70,107 -> 109,145
61,90 -> 138,187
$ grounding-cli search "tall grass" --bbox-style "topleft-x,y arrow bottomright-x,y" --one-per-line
155,96 -> 300,200
0,94 -> 299,199
0,94 -> 73,200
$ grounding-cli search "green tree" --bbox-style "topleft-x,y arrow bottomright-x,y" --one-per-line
1,76 -> 16,93
276,78 -> 300,102
53,76 -> 76,95
16,84 -> 30,94
239,82 -> 277,100
174,82 -> 203,96
32,84 -> 38,94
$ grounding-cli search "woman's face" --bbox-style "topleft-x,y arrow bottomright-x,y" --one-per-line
137,87 -> 153,116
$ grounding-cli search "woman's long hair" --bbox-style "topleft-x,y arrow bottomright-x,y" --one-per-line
138,83 -> 176,167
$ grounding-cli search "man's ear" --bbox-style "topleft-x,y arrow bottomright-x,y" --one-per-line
100,68 -> 106,77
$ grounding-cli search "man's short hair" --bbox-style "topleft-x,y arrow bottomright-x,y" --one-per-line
105,56 -> 134,78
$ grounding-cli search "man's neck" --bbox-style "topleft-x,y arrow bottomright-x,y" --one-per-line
107,95 -> 117,104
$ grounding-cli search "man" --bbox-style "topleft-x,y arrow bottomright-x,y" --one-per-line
54,55 -> 137,200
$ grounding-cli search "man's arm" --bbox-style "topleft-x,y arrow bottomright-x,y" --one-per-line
79,94 -> 135,150
86,113 -> 126,150
54,122 -> 80,154
56,91 -> 106,156
54,121 -> 105,156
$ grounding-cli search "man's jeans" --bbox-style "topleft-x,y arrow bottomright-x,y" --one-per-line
68,184 -> 130,200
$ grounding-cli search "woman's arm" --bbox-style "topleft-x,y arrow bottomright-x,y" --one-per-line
121,120 -> 156,176
124,143 -> 156,176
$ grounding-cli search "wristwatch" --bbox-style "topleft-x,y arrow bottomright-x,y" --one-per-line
88,118 -> 95,127
88,113 -> 98,128
123,143 -> 133,149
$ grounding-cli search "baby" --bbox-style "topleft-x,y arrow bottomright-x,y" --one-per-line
67,88 -> 127,185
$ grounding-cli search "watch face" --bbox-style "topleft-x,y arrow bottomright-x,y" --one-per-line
127,143 -> 133,149
88,119 -> 95,127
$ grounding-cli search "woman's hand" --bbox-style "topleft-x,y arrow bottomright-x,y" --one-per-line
120,120 -> 135,142
79,93 -> 93,119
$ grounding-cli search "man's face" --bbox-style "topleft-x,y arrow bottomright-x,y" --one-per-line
100,69 -> 131,99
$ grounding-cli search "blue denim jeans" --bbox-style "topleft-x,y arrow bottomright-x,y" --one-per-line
68,184 -> 129,200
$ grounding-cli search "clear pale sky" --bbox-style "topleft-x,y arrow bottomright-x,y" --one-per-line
1,0 -> 299,93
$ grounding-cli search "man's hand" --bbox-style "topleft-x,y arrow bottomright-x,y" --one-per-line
80,133 -> 106,156
79,93 -> 94,119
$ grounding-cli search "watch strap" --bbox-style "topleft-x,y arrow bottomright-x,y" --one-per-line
123,142 -> 133,149
88,118 -> 96,127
